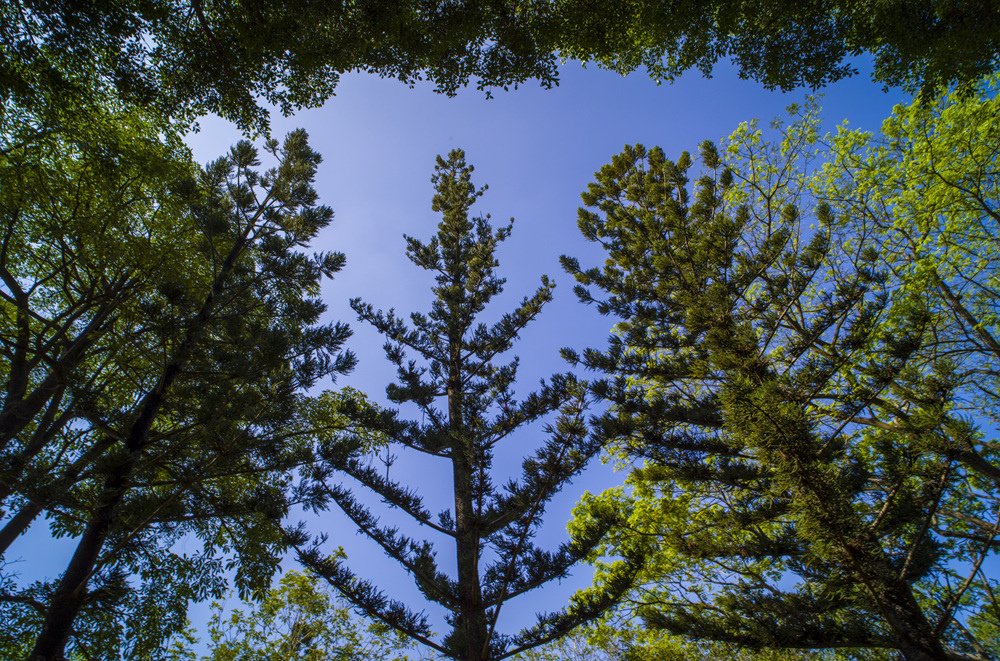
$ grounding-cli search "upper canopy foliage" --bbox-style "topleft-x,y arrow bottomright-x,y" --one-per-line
3,1 -> 1000,656
1,0 -> 562,133
3,0 -> 999,133
554,0 -> 1000,94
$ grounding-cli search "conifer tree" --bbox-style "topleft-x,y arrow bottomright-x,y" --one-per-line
295,150 -> 629,661
561,117 -> 997,660
9,130 -> 355,660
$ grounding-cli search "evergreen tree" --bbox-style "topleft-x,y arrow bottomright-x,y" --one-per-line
561,103 -> 997,660
294,150 -> 630,661
3,129 -> 354,660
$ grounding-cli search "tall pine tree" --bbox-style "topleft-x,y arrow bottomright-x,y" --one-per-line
561,122 -> 996,660
295,150 -> 629,661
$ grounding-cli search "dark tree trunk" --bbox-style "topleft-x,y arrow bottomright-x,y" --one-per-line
27,371 -> 173,660
0,310 -> 110,451
27,231 -> 247,660
26,473 -> 130,660
858,560 -> 950,661
0,501 -> 43,555
784,444 -> 948,660
448,343 -> 488,661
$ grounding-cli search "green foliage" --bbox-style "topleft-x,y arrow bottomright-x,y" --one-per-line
189,592 -> 842,661
0,99 -> 210,651
563,90 -> 999,659
0,0 -> 563,133
513,618 -> 887,660
5,0 -> 998,134
168,569 -> 417,661
553,0 -> 1000,95
294,149 -> 628,660
819,76 -> 1000,428
0,88 -> 201,465
1,127 -> 355,659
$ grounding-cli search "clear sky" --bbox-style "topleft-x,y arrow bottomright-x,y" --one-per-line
13,58 -> 908,647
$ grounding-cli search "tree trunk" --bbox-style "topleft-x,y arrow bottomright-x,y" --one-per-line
27,369 -> 173,660
0,501 -> 43,555
27,230 -> 249,660
786,455 -> 949,660
0,310 -> 110,452
854,557 -> 950,661
27,466 -> 132,660
785,453 -> 948,660
448,343 -> 488,661
452,452 -> 488,661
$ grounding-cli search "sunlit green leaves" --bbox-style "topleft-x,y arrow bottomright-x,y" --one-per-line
563,88 -> 1000,658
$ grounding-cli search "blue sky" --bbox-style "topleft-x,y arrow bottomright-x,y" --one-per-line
13,58 -> 908,648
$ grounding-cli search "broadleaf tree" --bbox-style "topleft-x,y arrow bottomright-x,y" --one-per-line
0,0 -> 563,134
4,0 -> 1000,134
293,149 -> 635,661
553,0 -> 1000,95
166,569 -> 419,661
0,101 -> 211,653
819,77 -> 1000,440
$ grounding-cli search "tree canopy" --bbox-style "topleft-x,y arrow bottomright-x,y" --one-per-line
3,0 -> 1000,656
168,569 -> 418,660
1,0 -> 562,133
554,0 -> 1000,94
4,0 -> 999,133
1,125 -> 356,660
562,89 -> 999,660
